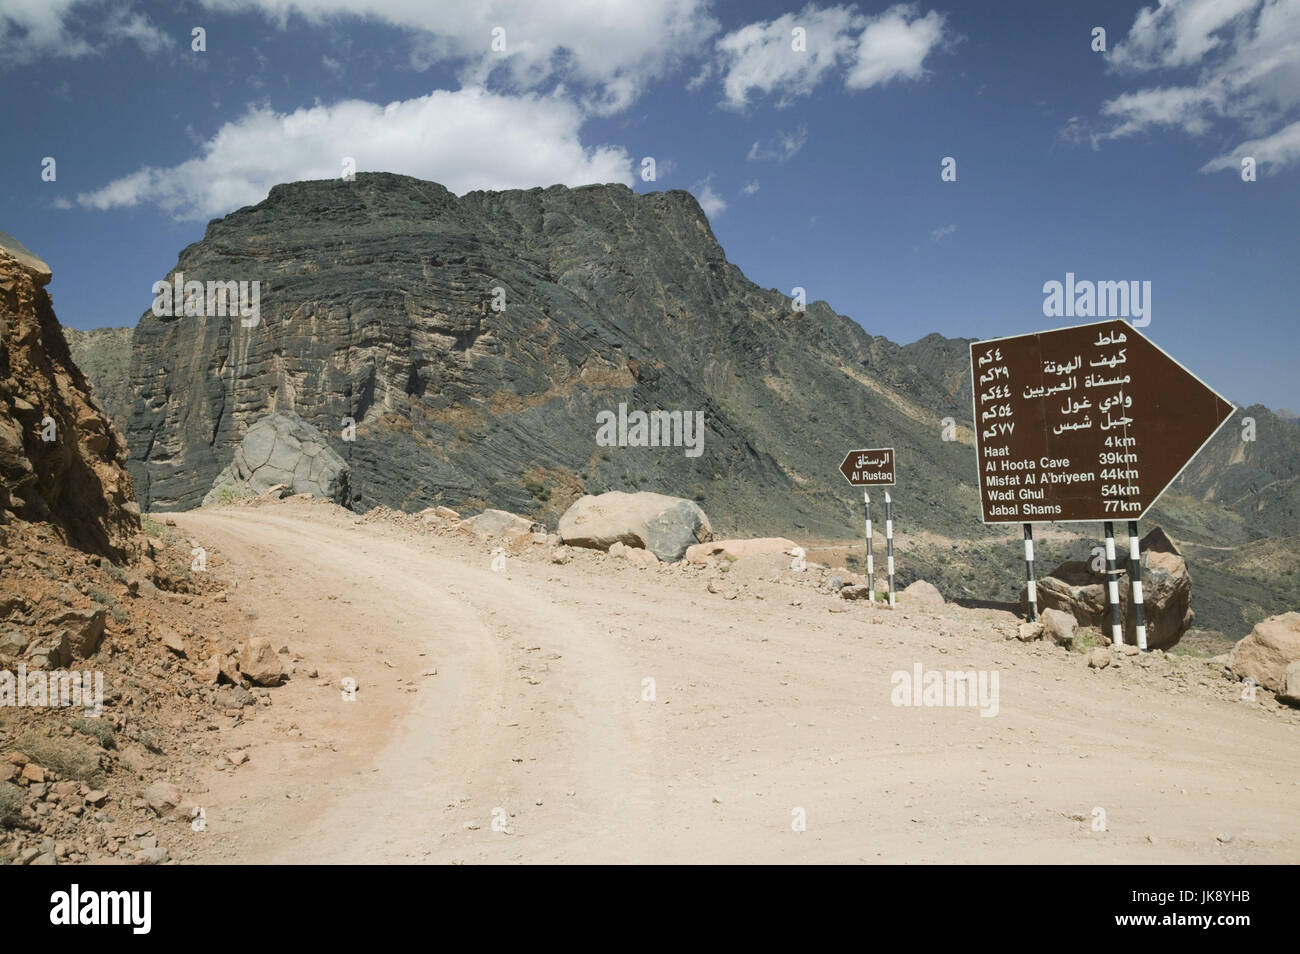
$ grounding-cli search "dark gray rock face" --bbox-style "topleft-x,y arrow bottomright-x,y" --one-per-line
64,327 -> 132,435
122,173 -> 974,538
202,412 -> 350,506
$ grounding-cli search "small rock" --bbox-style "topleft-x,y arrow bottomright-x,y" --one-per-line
1040,608 -> 1077,648
157,626 -> 187,657
1018,621 -> 1044,642
134,846 -> 169,865
238,636 -> 285,687
1087,648 -> 1112,669
142,781 -> 181,817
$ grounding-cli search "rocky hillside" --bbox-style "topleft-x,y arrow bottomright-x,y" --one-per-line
0,234 -> 139,560
120,173 -> 980,539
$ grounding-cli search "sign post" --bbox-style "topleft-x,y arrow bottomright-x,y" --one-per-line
1022,524 -> 1038,622
1126,520 -> 1148,651
1102,521 -> 1124,645
839,448 -> 897,606
970,320 -> 1234,645
863,491 -> 874,601
885,491 -> 896,608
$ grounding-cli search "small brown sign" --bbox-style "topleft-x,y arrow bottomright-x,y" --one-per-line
970,319 -> 1234,523
839,448 -> 896,486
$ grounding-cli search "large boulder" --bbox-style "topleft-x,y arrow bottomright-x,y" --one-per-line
1228,612 -> 1300,692
1020,527 -> 1192,650
685,537 -> 796,565
559,492 -> 711,562
902,579 -> 944,606
203,412 -> 350,507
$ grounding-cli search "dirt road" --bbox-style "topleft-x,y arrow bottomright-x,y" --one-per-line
170,501 -> 1300,864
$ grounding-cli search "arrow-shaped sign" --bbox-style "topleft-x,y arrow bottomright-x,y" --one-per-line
839,447 -> 895,486
969,319 -> 1234,523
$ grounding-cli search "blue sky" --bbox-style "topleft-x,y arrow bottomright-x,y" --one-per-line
2,0 -> 1297,410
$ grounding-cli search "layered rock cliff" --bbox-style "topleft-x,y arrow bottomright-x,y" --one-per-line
122,173 -> 976,538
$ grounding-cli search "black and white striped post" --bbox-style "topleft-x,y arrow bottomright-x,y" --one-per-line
863,491 -> 875,604
1102,522 -> 1125,646
885,491 -> 896,608
1022,523 -> 1038,622
1127,520 -> 1148,651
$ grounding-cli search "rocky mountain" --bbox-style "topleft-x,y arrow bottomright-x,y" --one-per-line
119,173 -> 981,540
0,234 -> 139,560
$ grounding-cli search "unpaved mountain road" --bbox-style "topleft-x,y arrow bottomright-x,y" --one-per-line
169,500 -> 1299,864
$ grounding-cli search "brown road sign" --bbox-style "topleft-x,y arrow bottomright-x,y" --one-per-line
970,319 -> 1234,524
839,447 -> 896,486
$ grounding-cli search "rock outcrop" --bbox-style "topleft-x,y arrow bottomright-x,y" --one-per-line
559,491 -> 711,562
1021,527 -> 1192,650
202,412 -> 350,507
0,234 -> 139,559
1228,612 -> 1300,691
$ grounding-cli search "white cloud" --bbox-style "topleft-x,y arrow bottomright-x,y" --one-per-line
930,223 -> 955,241
715,3 -> 949,110
0,0 -> 172,66
1102,83 -> 1226,137
716,4 -> 860,110
1109,0 -> 1258,71
201,0 -> 718,115
747,124 -> 808,161
845,4 -> 946,89
103,6 -> 173,54
1201,118 -> 1300,173
742,179 -> 760,194
1078,0 -> 1300,172
73,87 -> 634,220
693,176 -> 726,218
